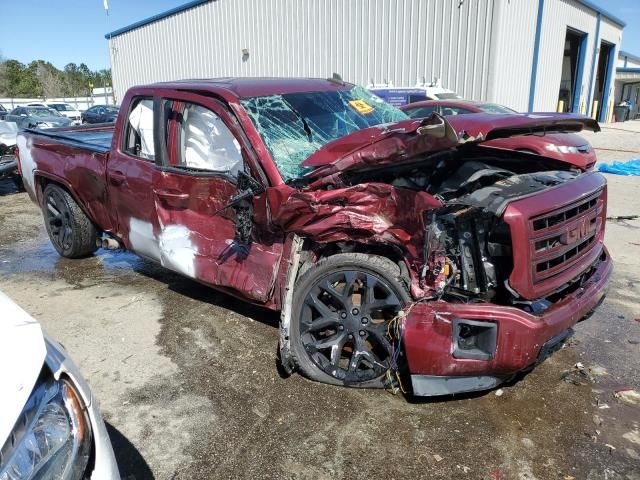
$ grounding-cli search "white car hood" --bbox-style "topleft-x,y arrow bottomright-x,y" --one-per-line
0,292 -> 46,444
0,121 -> 18,147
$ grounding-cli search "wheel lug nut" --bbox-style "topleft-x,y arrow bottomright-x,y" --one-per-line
359,330 -> 366,337
361,317 -> 369,324
351,308 -> 359,315
338,325 -> 344,331
348,334 -> 353,339
340,311 -> 348,319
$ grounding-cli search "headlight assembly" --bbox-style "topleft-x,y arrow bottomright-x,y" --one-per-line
545,144 -> 579,154
0,376 -> 92,480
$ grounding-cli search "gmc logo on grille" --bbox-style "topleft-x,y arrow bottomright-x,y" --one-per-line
560,217 -> 595,245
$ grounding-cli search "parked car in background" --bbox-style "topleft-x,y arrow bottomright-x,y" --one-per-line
0,291 -> 119,479
27,102 -> 82,124
81,105 -> 119,124
0,104 -> 8,120
401,100 -> 597,171
5,106 -> 72,129
46,103 -> 82,125
0,121 -> 21,188
16,78 -> 611,397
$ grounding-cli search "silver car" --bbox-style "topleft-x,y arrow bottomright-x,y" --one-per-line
0,292 -> 119,480
4,106 -> 72,129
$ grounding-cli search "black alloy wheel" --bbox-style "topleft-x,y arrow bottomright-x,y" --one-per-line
42,184 -> 98,258
44,186 -> 74,253
291,253 -> 410,388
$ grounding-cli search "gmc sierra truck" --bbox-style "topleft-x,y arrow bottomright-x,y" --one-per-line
16,78 -> 612,396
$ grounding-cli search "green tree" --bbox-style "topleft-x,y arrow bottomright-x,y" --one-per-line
0,57 -> 111,98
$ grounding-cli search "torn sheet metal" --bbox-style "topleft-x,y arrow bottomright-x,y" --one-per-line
301,114 -> 459,179
267,182 -> 441,254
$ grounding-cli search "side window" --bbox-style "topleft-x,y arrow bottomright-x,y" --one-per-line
124,97 -> 155,160
174,103 -> 243,176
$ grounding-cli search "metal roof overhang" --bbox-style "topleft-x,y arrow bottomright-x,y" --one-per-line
617,68 -> 640,84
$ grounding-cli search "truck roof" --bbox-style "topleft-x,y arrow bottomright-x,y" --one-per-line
147,77 -> 354,99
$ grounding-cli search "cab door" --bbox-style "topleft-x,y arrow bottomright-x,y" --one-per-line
151,92 -> 283,303
106,96 -> 163,261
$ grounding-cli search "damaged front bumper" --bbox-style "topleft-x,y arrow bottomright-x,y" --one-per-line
404,247 -> 612,397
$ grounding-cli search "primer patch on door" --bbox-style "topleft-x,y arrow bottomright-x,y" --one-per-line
158,225 -> 197,278
128,219 -> 198,279
129,218 -> 161,262
16,134 -> 37,195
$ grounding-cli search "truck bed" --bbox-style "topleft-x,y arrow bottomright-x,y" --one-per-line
17,123 -> 116,232
23,124 -> 114,154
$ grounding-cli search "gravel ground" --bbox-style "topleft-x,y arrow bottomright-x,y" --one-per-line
0,123 -> 639,479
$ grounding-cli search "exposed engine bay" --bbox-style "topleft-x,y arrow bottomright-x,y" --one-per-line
342,148 -> 583,302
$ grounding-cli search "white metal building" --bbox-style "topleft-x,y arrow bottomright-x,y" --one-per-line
615,50 -> 640,120
107,0 -> 625,122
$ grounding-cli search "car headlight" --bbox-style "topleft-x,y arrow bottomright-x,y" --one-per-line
0,377 -> 92,480
545,144 -> 578,154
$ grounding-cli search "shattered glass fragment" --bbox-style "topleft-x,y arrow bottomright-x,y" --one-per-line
241,86 -> 408,181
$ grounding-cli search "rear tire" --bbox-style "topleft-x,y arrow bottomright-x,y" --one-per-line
289,253 -> 410,389
42,184 -> 98,258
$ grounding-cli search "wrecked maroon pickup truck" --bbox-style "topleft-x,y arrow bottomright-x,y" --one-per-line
16,78 -> 612,396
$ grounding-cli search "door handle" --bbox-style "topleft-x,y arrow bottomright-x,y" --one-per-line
153,188 -> 190,208
109,170 -> 127,185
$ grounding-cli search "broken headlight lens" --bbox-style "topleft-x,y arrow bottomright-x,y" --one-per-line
0,377 -> 92,480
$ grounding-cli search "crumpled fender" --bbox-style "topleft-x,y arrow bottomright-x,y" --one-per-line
263,182 -> 442,296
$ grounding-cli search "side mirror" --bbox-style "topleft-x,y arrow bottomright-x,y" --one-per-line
416,113 -> 458,142
222,171 -> 265,246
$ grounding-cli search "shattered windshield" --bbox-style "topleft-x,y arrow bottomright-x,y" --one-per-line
240,86 -> 408,181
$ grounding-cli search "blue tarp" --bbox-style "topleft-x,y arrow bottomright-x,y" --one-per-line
598,159 -> 640,175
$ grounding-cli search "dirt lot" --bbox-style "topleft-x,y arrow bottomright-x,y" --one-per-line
1,123 -> 639,479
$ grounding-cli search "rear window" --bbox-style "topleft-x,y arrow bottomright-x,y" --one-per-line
434,93 -> 461,100
49,104 -> 74,111
477,103 -> 518,114
403,105 -> 437,118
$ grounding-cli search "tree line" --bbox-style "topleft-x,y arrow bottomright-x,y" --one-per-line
0,56 -> 112,98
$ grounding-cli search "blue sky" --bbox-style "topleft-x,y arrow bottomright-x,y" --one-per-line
0,0 -> 638,71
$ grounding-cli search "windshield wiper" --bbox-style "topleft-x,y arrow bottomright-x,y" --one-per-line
281,98 -> 313,142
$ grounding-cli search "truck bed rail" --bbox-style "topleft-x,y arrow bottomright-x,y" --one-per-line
23,124 -> 114,154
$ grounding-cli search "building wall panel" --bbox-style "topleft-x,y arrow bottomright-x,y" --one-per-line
107,0 -> 623,117
109,0 -> 495,102
533,0 -> 600,112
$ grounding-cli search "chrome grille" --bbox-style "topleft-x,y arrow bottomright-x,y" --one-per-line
529,191 -> 603,283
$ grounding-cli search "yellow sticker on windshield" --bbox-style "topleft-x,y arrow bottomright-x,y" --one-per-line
348,100 -> 375,115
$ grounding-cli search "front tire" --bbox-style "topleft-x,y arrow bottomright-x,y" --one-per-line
42,184 -> 98,258
290,253 -> 410,388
